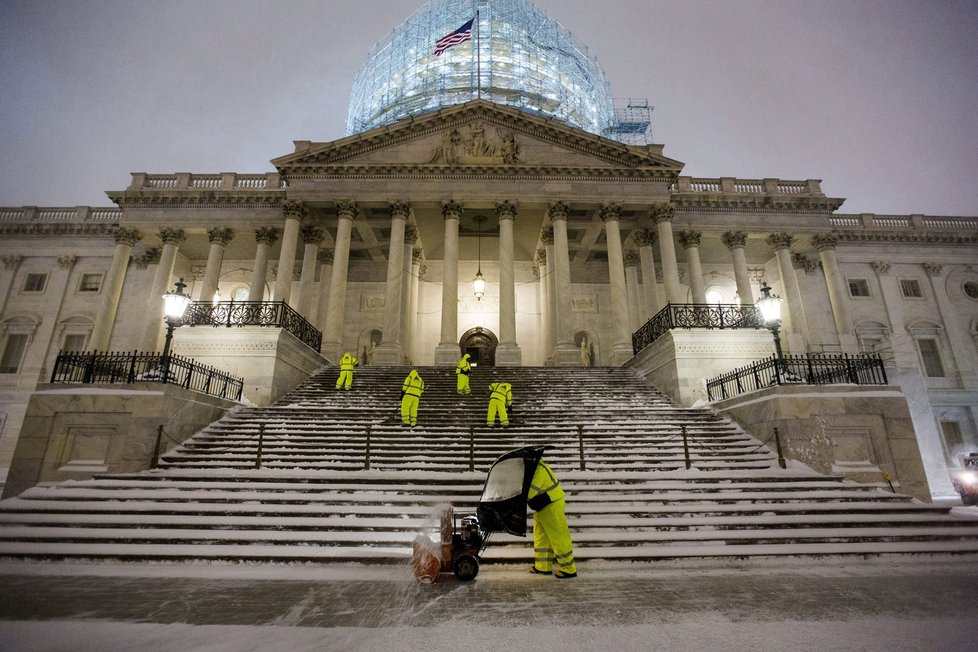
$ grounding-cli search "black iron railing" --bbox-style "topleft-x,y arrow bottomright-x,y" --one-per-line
706,352 -> 888,402
51,350 -> 244,401
632,303 -> 763,354
184,301 -> 322,352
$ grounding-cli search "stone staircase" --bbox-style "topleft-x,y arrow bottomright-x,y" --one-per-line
1,365 -> 977,564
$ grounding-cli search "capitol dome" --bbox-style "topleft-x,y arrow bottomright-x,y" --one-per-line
346,0 -> 616,139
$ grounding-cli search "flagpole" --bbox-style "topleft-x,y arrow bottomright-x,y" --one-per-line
476,9 -> 481,100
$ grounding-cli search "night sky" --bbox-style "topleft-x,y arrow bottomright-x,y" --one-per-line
1,0 -> 976,215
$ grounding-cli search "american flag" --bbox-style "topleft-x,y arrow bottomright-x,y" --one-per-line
433,18 -> 474,56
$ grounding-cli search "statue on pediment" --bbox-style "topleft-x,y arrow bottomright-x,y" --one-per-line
428,122 -> 520,165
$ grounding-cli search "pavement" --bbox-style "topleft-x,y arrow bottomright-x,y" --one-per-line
1,557 -> 977,651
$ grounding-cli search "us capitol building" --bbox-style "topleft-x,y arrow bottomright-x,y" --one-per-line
0,0 -> 976,499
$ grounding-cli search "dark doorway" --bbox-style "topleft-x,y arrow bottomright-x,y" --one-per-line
459,326 -> 498,367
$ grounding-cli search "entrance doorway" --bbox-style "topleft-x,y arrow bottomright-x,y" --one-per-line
459,326 -> 498,367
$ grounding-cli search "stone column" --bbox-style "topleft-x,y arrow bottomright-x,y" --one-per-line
923,262 -> 978,388
199,227 -> 233,304
651,204 -> 683,304
434,200 -> 462,365
678,231 -> 706,304
374,201 -> 409,364
722,231 -> 754,306
549,202 -> 581,366
397,226 -> 417,364
295,225 -> 323,319
248,227 -> 278,302
811,233 -> 857,353
634,229 -> 662,319
542,228 -> 558,364
600,203 -> 633,364
406,245 -> 422,364
624,251 -> 642,332
314,250 -> 333,335
90,227 -> 140,351
272,200 -> 304,304
0,255 -> 24,318
141,227 -> 185,352
322,201 -> 356,361
766,232 -> 810,352
495,200 -> 522,365
536,250 -> 552,363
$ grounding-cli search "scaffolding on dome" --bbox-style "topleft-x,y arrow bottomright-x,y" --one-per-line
346,0 -> 628,142
610,98 -> 653,146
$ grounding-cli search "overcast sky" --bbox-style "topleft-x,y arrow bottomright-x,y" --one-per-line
1,0 -> 976,216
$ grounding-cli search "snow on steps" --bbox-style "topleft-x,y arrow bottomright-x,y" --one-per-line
1,366 -> 978,563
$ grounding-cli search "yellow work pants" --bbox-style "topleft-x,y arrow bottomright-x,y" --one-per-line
456,374 -> 470,394
401,394 -> 420,426
532,498 -> 576,575
487,399 -> 508,426
336,370 -> 354,390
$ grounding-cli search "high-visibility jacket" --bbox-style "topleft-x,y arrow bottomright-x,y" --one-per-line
402,370 -> 424,397
340,353 -> 358,371
527,460 -> 565,511
455,354 -> 471,376
488,382 -> 512,406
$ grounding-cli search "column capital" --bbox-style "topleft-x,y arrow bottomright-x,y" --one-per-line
282,199 -> 307,221
159,227 -> 186,245
810,232 -> 839,252
535,248 -> 547,265
57,255 -> 77,270
633,228 -> 657,247
547,201 -> 569,222
648,203 -> 675,224
301,225 -> 324,245
133,248 -> 161,269
495,200 -> 518,220
404,224 -> 418,244
317,249 -> 334,265
412,247 -> 424,264
721,230 -> 748,249
207,226 -> 234,246
870,261 -> 890,275
599,202 -> 622,223
792,252 -> 820,274
678,230 -> 702,249
541,227 -> 554,245
624,251 -> 640,267
923,262 -> 943,277
114,227 -> 142,247
2,255 -> 23,270
766,232 -> 795,251
336,200 -> 358,219
255,226 -> 279,246
389,200 -> 411,220
441,199 -> 464,219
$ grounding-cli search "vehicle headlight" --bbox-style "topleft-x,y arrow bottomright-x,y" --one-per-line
957,471 -> 978,486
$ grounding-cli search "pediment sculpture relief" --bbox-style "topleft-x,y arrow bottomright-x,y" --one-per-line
429,122 -> 520,165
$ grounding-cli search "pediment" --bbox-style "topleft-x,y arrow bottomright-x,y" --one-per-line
272,100 -> 684,180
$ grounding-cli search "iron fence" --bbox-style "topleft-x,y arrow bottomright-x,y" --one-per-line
632,303 -> 762,354
706,352 -> 888,402
51,350 -> 244,401
184,301 -> 322,351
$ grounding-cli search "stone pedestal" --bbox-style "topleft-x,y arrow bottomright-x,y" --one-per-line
495,342 -> 523,367
552,343 -> 583,367
434,342 -> 461,366
371,342 -> 403,365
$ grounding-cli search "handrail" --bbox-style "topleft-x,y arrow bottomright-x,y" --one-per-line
184,300 -> 322,352
632,303 -> 762,354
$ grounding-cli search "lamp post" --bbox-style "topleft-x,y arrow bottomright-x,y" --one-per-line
472,215 -> 486,301
161,277 -> 192,383
755,281 -> 784,360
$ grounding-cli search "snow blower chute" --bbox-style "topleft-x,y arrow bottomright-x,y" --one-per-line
412,445 -> 549,582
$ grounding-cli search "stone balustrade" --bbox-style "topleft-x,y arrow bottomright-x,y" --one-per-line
128,172 -> 284,191
0,206 -> 121,223
829,213 -> 978,231
672,176 -> 823,196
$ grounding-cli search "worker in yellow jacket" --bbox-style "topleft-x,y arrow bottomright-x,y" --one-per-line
486,381 -> 512,428
455,353 -> 472,395
401,369 -> 425,427
335,352 -> 358,390
527,458 -> 577,578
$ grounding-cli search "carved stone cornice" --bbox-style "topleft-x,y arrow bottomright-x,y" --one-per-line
541,227 -> 555,245
624,251 -> 640,267
57,255 -> 77,270
0,223 -> 117,238
671,195 -> 844,213
870,261 -> 890,275
114,227 -> 142,247
282,199 -> 307,221
833,231 -> 978,245
441,200 -> 463,220
336,200 -> 358,219
599,202 -> 622,223
107,192 -> 283,208
389,200 -> 411,220
923,262 -> 943,277
678,231 -> 702,249
721,230 -> 747,249
2,255 -> 23,270
159,227 -> 186,245
318,249 -> 334,265
767,232 -> 795,251
301,225 -> 324,245
495,200 -> 518,221
648,203 -> 675,224
633,228 -> 657,247
810,233 -> 839,252
207,227 -> 234,246
547,201 -> 569,223
255,227 -> 279,246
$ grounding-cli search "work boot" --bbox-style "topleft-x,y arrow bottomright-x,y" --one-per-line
554,570 -> 577,579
